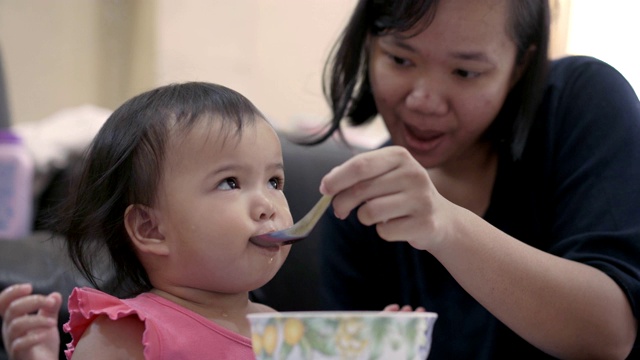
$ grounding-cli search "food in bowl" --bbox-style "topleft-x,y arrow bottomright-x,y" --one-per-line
247,311 -> 438,360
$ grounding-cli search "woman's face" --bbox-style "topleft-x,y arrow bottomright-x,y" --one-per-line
152,117 -> 292,294
368,0 -> 523,169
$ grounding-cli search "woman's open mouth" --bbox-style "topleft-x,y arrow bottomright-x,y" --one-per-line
402,123 -> 445,153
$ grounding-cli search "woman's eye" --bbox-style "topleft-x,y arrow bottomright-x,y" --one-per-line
217,178 -> 239,190
269,177 -> 283,190
387,54 -> 411,67
453,69 -> 481,79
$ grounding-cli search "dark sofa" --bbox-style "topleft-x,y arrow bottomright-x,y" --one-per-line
0,48 -> 359,359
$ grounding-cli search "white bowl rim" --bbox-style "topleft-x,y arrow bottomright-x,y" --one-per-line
246,311 -> 438,319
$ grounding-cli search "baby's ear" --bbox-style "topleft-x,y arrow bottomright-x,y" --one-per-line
124,204 -> 169,255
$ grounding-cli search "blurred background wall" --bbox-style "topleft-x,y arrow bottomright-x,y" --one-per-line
0,0 -> 358,135
0,0 -> 638,140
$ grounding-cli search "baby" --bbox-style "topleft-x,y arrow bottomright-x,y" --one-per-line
2,82 -> 292,359
0,82 -> 422,360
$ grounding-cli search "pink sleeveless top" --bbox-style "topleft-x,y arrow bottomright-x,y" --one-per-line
63,287 -> 255,359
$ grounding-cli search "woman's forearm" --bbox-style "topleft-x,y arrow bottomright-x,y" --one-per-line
429,206 -> 636,359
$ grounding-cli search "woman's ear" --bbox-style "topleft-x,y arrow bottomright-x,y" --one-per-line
510,45 -> 537,87
124,204 -> 169,256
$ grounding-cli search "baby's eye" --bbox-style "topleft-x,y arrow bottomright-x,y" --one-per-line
453,69 -> 481,79
269,176 -> 284,190
217,177 -> 239,190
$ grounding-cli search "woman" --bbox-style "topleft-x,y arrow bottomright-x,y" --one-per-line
315,0 -> 640,358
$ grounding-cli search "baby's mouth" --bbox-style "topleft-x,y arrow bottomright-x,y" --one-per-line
249,228 -> 281,250
250,237 -> 280,251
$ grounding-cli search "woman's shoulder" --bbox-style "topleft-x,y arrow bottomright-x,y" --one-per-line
541,55 -> 638,124
550,55 -> 616,75
551,55 -> 609,68
524,55 -> 639,164
547,55 -> 635,94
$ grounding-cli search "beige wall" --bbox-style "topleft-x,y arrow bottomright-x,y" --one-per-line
1,0 -> 637,132
154,0 -> 357,131
0,0 -> 155,124
0,0 -> 357,132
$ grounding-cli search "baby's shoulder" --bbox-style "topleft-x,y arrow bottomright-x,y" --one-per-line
72,314 -> 145,359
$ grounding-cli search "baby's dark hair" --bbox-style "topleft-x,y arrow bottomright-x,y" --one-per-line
54,82 -> 265,297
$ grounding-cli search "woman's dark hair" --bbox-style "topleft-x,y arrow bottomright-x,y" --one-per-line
315,0 -> 550,159
54,82 -> 265,297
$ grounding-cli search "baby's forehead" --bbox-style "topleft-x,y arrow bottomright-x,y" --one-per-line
163,114 -> 271,155
160,116 -> 279,168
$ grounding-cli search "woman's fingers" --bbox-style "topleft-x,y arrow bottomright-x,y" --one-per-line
321,145 -> 453,250
321,146 -> 430,219
321,146 -> 412,196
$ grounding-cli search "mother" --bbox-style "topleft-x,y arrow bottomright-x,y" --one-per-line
315,0 -> 640,358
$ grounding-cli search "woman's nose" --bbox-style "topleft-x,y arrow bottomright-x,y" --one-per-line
405,78 -> 448,115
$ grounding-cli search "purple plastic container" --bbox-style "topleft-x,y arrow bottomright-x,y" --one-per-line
0,130 -> 34,239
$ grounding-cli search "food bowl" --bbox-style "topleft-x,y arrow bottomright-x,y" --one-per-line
247,311 -> 438,360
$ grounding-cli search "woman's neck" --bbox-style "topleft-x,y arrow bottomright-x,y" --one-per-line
429,143 -> 498,216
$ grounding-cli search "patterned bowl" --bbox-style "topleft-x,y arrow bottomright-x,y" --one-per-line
246,311 -> 438,360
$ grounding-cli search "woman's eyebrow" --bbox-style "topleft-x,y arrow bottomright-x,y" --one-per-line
386,36 -> 492,62
383,35 -> 418,53
448,51 -> 492,64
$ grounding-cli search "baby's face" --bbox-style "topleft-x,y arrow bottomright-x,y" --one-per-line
151,117 -> 292,294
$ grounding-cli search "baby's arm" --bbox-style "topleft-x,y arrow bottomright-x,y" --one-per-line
71,315 -> 145,360
0,283 -> 61,360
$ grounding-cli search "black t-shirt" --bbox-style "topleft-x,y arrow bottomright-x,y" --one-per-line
319,56 -> 640,359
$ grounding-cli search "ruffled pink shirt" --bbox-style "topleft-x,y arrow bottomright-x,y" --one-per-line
63,287 -> 254,359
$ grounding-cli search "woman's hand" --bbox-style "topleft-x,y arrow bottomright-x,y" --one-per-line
320,146 -> 452,251
0,283 -> 62,360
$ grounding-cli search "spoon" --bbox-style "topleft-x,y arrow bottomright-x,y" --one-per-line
250,194 -> 333,247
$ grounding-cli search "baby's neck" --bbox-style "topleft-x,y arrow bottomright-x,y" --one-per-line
149,287 -> 258,337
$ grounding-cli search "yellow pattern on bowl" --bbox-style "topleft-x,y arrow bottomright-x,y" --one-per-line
247,311 -> 438,360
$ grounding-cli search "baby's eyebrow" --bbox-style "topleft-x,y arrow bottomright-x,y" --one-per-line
210,163 -> 242,174
268,162 -> 285,171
